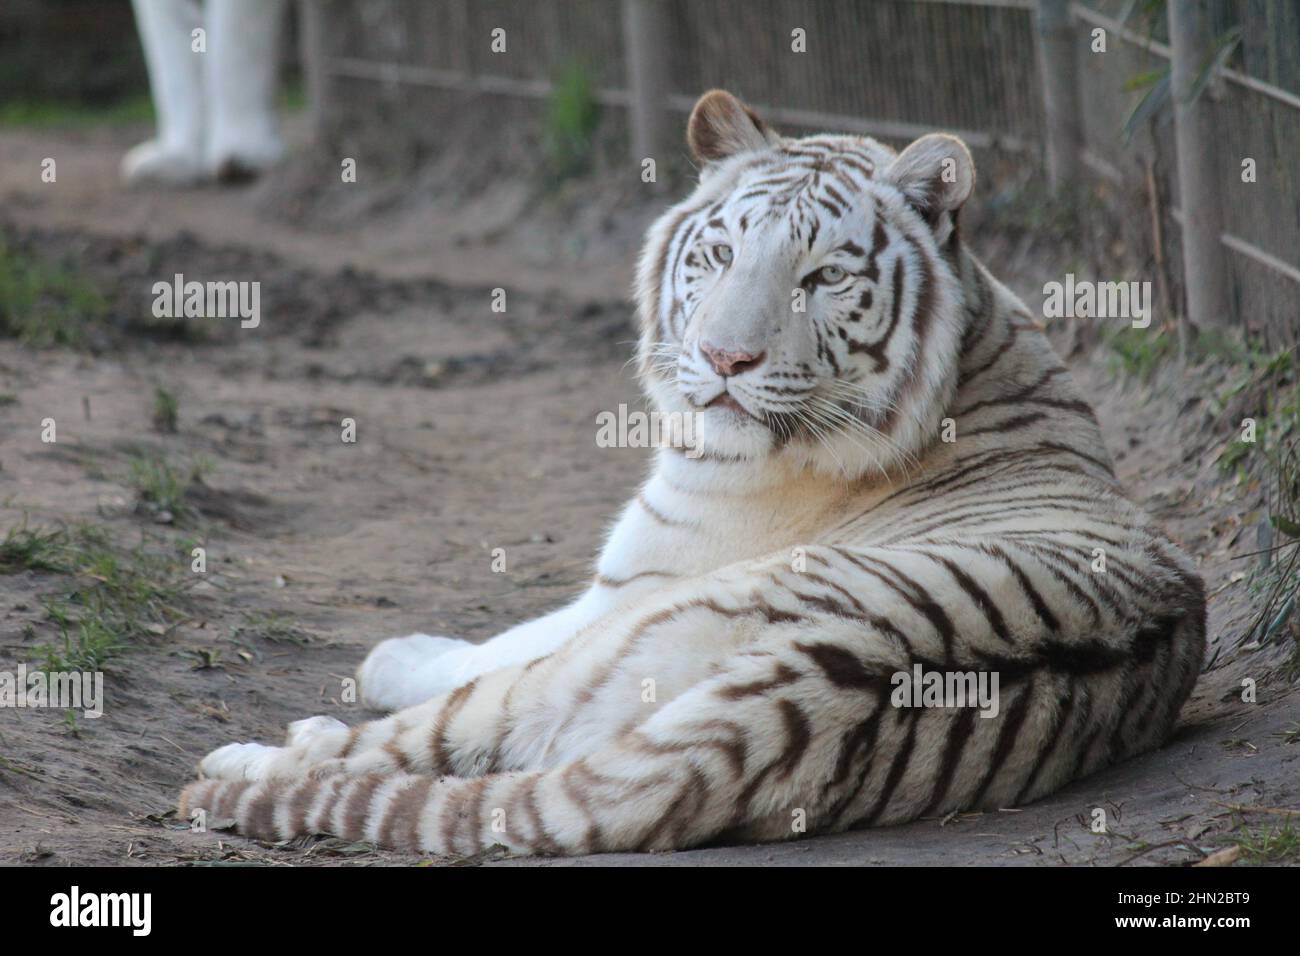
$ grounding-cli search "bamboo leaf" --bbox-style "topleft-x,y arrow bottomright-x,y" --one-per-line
1186,26 -> 1243,105
1123,68 -> 1171,142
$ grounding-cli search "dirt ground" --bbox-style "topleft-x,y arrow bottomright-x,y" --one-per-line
0,119 -> 1295,867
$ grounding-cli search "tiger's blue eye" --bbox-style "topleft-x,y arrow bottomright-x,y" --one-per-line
713,244 -> 733,266
801,263 -> 848,289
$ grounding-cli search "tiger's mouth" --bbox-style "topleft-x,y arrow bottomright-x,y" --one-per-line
705,393 -> 749,415
701,390 -> 809,450
702,390 -> 769,427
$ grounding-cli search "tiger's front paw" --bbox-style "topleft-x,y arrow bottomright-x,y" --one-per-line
357,633 -> 472,711
199,741 -> 282,781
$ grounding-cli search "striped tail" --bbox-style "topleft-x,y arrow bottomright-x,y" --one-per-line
179,755 -> 764,856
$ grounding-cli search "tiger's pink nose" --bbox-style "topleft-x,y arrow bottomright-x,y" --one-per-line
701,343 -> 766,377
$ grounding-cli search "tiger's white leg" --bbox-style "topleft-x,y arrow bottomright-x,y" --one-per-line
358,483 -> 681,711
122,0 -> 206,184
204,0 -> 287,179
195,565 -> 771,785
355,634 -> 471,711
357,590 -> 611,711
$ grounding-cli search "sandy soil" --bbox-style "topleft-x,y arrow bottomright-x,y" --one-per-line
0,121 -> 1295,867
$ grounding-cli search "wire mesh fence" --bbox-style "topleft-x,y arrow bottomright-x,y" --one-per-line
305,0 -> 1298,344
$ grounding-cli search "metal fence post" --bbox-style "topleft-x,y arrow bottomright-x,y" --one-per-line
621,0 -> 672,173
1035,0 -> 1083,191
1168,0 -> 1230,328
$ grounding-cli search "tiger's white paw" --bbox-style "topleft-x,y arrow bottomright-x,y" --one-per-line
199,741 -> 281,781
357,633 -> 473,711
121,139 -> 207,186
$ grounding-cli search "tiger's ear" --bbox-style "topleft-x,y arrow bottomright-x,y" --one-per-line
687,90 -> 779,164
883,133 -> 975,223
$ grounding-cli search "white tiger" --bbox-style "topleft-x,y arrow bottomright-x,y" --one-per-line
181,90 -> 1205,856
122,0 -> 286,185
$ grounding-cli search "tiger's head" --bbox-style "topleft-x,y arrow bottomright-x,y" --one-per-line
636,90 -> 975,480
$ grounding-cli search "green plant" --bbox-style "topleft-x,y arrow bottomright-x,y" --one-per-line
127,455 -> 209,523
1233,821 -> 1300,864
152,387 -> 179,433
1215,345 -> 1299,662
1104,323 -> 1179,379
38,610 -> 120,674
0,240 -> 110,347
543,62 -> 599,184
11,522 -> 194,673
0,521 -> 75,573
0,95 -> 155,128
1121,4 -> 1242,144
1214,347 -> 1296,483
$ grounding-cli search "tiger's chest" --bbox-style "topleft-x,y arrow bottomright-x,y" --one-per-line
596,458 -> 902,587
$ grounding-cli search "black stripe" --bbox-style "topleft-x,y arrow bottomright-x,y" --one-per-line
852,706 -> 921,827
921,704 -> 980,815
967,677 -> 1036,807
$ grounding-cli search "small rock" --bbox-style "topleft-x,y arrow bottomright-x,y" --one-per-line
20,844 -> 54,863
97,494 -> 132,518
